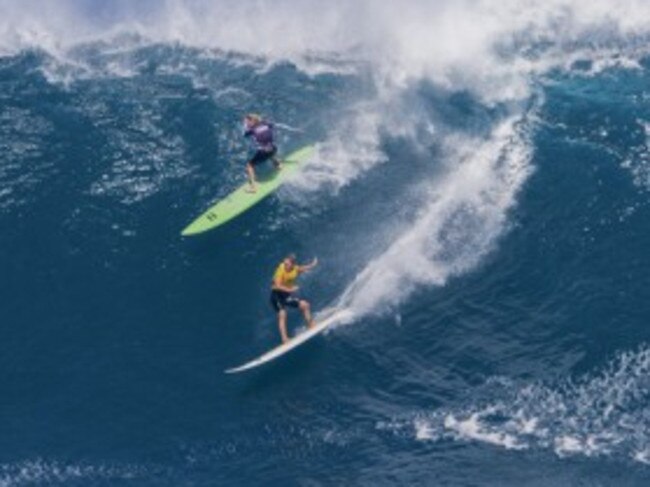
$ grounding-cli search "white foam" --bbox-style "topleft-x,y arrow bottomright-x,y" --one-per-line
554,435 -> 585,457
445,413 -> 527,450
0,459 -> 148,487
292,102 -> 389,194
335,115 -> 534,316
633,449 -> 650,465
414,418 -> 435,441
3,1 -> 650,87
621,120 -> 650,192
385,347 -> 650,464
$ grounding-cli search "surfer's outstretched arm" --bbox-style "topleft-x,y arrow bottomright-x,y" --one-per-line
274,122 -> 304,133
298,257 -> 318,273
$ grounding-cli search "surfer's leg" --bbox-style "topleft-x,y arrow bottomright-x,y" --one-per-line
278,309 -> 289,343
299,300 -> 314,329
271,290 -> 290,343
246,162 -> 257,192
272,147 -> 282,170
246,162 -> 257,193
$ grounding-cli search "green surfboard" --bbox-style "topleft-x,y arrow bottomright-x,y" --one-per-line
181,145 -> 315,236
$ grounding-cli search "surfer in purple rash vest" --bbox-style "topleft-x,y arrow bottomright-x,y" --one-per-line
243,113 -> 282,193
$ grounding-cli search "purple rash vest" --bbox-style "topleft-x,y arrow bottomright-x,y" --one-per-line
244,121 -> 275,152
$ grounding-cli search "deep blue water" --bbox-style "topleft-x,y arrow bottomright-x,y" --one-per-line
2,12 -> 650,487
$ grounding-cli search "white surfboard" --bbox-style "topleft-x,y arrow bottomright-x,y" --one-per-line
224,309 -> 352,374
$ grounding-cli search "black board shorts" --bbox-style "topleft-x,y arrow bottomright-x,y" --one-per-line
270,290 -> 301,312
250,146 -> 278,167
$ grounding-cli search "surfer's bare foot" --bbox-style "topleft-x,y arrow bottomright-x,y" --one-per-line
245,185 -> 257,193
307,320 -> 316,329
274,160 -> 283,171
281,335 -> 290,344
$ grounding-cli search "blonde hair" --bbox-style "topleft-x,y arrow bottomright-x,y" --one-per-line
245,113 -> 261,123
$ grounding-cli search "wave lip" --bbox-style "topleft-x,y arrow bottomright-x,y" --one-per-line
4,1 -> 650,83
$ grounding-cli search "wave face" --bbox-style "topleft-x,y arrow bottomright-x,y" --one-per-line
1,1 -> 650,485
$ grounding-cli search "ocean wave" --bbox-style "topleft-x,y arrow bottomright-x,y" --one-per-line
334,111 -> 535,317
0,106 -> 56,212
2,0 -> 647,323
86,103 -> 192,205
622,119 -> 650,192
379,346 -> 650,465
0,459 -> 154,487
3,1 -> 650,90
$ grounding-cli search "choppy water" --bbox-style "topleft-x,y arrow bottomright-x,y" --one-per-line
1,1 -> 650,485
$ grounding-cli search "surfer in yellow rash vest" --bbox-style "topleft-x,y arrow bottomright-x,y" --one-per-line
270,254 -> 318,343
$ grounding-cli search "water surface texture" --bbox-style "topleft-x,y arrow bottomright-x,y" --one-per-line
1,1 -> 650,485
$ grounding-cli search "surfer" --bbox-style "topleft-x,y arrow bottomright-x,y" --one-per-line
243,113 -> 282,193
271,254 -> 318,343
